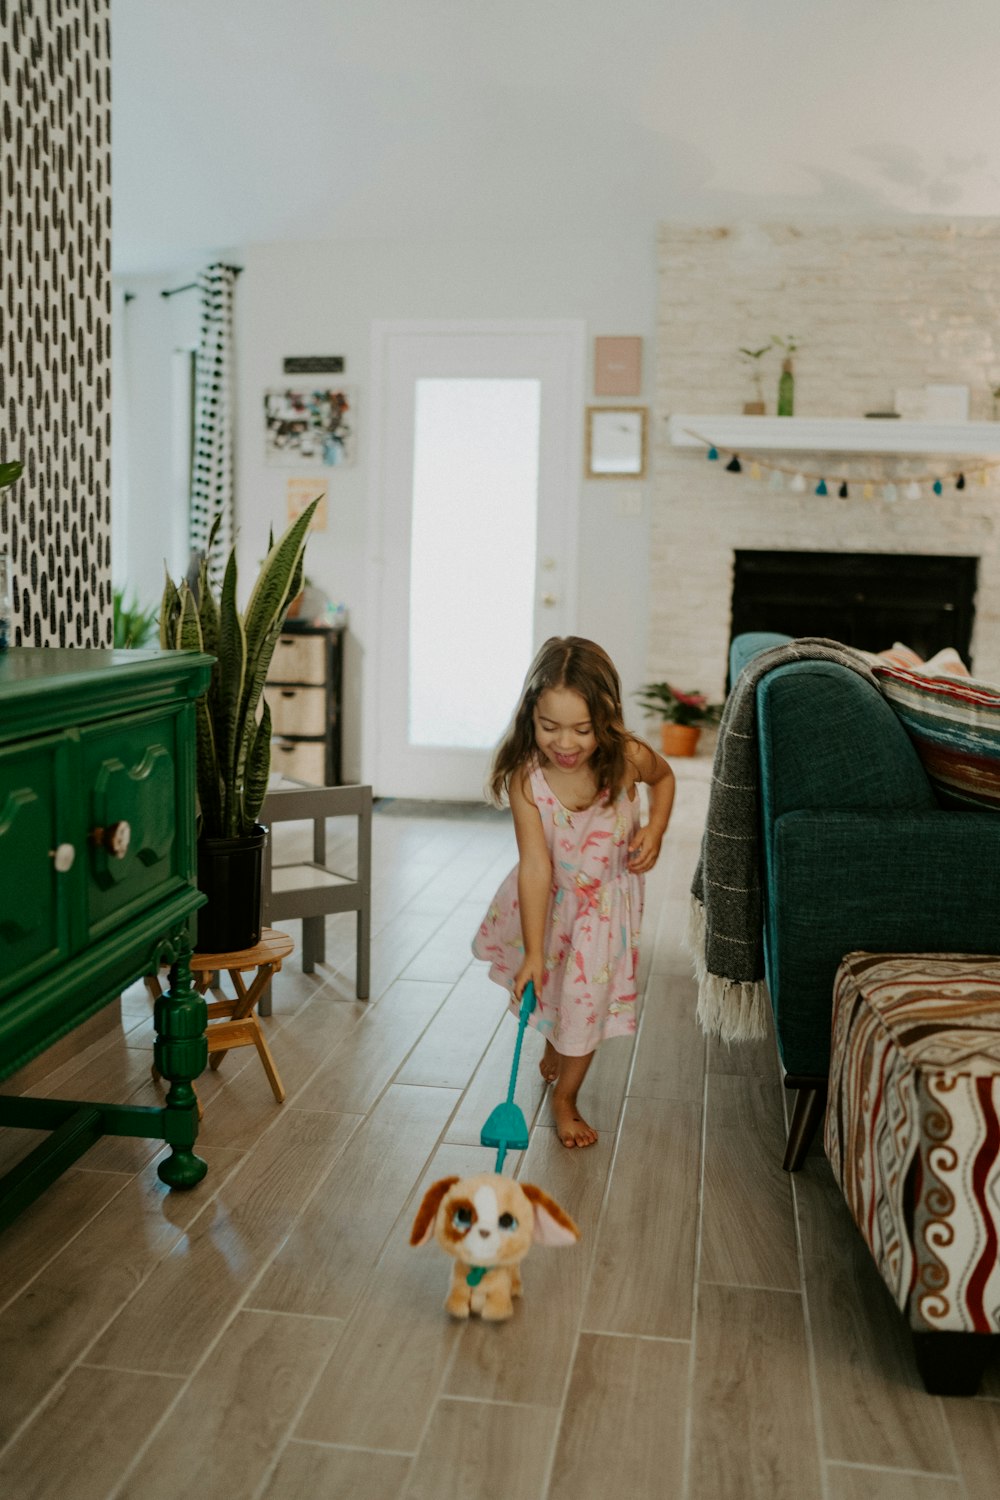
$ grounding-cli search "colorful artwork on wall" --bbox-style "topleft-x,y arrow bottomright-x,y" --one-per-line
264,387 -> 354,466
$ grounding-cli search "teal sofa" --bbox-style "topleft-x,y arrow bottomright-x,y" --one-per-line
731,632 -> 1000,1168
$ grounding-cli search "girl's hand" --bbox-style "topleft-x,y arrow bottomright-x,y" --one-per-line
628,825 -> 663,874
513,956 -> 545,1002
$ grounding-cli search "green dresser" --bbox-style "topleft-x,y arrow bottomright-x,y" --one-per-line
0,647 -> 214,1228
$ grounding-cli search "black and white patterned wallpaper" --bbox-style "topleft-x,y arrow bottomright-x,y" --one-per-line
0,0 -> 112,647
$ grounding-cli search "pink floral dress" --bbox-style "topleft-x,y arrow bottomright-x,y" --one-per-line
472,761 -> 644,1056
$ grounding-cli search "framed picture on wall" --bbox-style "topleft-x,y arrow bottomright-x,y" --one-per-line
264,387 -> 355,466
594,336 -> 642,396
585,406 -> 647,478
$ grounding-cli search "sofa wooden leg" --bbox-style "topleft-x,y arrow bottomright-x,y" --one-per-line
912,1330 -> 992,1396
782,1082 -> 827,1172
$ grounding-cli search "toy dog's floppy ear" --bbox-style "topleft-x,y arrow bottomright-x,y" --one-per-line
521,1183 -> 581,1247
410,1177 -> 460,1247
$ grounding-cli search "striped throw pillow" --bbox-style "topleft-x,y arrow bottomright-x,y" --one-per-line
874,665 -> 1000,810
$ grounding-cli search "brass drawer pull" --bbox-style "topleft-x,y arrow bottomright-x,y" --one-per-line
91,820 -> 132,858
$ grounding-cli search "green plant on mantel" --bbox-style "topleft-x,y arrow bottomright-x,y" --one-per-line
635,683 -> 723,728
159,496 -> 321,839
738,343 -> 772,408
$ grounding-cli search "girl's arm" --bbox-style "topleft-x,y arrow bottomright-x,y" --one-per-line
509,769 -> 552,999
626,738 -> 676,874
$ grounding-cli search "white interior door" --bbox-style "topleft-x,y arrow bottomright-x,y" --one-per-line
369,321 -> 584,799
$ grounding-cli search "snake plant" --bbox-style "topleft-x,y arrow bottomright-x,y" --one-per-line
160,498 -> 321,839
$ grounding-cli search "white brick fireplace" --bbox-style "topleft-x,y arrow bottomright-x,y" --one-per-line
649,222 -> 1000,698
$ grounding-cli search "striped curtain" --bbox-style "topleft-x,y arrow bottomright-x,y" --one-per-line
189,263 -> 237,584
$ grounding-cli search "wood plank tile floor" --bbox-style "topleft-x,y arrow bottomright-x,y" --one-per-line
2,765 -> 999,1498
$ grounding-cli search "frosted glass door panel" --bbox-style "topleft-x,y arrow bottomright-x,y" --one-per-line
409,379 -> 540,748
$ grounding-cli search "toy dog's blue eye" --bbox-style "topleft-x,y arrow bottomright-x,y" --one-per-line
498,1213 -> 517,1230
452,1207 -> 473,1229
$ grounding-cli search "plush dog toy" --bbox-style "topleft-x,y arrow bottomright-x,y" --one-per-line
410,1172 -> 580,1321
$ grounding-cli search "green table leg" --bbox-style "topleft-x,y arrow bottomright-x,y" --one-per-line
152,951 -> 208,1188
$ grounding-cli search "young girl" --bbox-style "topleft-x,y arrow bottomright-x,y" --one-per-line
473,637 -> 675,1149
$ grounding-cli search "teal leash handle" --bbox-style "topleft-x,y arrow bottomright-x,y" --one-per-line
494,981 -> 537,1174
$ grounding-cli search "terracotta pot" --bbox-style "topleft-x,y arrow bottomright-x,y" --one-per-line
660,723 -> 700,757
742,400 -> 766,415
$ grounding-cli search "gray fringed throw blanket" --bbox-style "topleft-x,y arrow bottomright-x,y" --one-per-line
688,637 -> 878,1043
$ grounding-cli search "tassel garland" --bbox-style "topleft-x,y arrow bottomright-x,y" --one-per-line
683,427 -> 995,499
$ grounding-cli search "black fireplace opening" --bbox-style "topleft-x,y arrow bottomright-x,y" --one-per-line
729,551 -> 978,667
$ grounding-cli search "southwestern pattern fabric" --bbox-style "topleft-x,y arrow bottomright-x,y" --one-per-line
873,664 -> 1000,811
826,952 -> 1000,1334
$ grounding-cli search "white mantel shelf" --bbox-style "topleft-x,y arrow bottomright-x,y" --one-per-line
668,415 -> 1000,457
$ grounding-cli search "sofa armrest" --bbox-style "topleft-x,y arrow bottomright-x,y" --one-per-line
764,809 -> 1000,1075
729,631 -> 791,684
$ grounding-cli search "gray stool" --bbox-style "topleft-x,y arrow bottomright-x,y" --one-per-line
259,784 -> 372,1011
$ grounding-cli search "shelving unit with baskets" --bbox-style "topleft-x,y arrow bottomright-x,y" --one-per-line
264,622 -> 344,786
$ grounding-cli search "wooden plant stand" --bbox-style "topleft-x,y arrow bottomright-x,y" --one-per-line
150,928 -> 293,1105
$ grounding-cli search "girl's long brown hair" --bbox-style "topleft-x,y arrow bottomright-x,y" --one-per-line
488,637 -> 631,806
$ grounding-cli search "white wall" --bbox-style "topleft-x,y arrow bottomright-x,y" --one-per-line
117,231 -> 657,784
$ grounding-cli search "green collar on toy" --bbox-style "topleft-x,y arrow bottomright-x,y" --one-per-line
466,1265 -> 491,1286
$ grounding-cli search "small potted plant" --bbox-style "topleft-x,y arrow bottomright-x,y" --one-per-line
738,343 -> 772,415
635,682 -> 723,757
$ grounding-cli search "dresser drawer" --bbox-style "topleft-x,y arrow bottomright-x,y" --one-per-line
270,633 -> 326,684
264,684 -> 327,737
0,734 -> 72,1000
270,738 -> 327,786
83,708 -> 184,941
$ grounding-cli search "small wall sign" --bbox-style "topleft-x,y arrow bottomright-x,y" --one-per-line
283,356 -> 345,374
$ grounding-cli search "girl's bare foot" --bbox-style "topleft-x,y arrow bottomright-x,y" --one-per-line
539,1041 -> 559,1085
551,1094 -> 598,1148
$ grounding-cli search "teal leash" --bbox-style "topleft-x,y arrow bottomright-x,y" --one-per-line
469,984 -> 539,1285
492,981 -> 537,1174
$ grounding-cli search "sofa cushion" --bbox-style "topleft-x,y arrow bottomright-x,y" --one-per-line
874,664 -> 1000,810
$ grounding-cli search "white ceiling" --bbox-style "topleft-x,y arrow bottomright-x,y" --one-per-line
112,0 -> 1000,274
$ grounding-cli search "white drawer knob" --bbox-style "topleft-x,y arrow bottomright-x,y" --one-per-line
51,843 -> 76,873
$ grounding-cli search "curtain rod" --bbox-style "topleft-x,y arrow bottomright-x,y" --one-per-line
161,264 -> 243,299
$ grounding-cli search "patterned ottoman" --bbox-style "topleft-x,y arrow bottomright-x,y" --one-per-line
825,951 -> 1000,1396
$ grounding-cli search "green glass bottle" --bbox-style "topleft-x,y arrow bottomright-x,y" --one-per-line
777,358 -> 795,417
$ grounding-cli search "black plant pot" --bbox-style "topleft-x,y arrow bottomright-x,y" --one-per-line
195,825 -> 267,953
